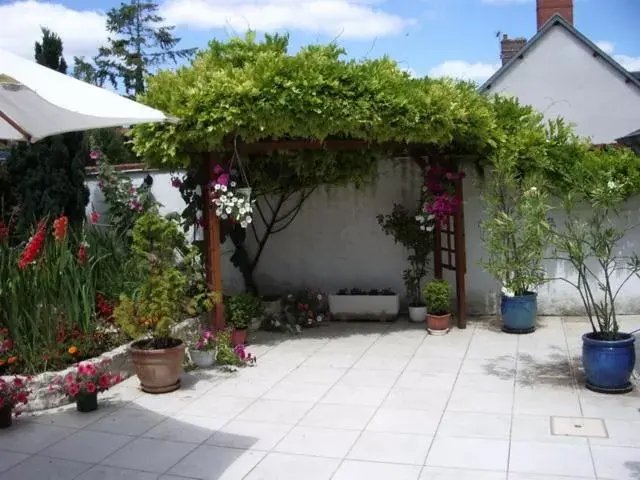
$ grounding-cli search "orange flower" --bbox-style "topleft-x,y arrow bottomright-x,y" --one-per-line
68,346 -> 78,355
7,356 -> 17,364
52,215 -> 69,242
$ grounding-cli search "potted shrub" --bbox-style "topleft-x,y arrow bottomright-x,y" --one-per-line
227,293 -> 263,346
480,156 -> 551,334
50,360 -> 121,412
423,280 -> 451,332
284,289 -> 327,329
0,376 -> 30,428
552,177 -> 639,393
189,330 -> 219,368
329,288 -> 399,321
114,210 -> 193,394
377,203 -> 434,323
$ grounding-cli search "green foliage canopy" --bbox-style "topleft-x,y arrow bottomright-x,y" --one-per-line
132,32 -> 497,167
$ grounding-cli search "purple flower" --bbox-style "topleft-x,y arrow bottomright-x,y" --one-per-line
213,164 -> 224,174
171,177 -> 183,188
217,173 -> 229,187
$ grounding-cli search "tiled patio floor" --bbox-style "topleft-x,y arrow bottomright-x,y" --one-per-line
1,317 -> 640,480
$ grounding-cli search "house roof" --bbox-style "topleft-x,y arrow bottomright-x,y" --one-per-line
480,14 -> 640,92
617,128 -> 640,155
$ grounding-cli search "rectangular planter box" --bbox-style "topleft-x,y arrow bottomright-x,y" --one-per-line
329,294 -> 400,321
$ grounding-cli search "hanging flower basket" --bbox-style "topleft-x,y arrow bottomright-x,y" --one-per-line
210,164 -> 254,228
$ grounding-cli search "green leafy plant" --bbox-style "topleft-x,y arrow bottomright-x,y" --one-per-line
423,280 -> 451,316
226,293 -> 263,330
551,174 -> 640,340
113,209 -> 191,347
480,147 -> 552,296
377,203 -> 433,306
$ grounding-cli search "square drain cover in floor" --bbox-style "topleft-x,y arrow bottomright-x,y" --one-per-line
550,416 -> 608,438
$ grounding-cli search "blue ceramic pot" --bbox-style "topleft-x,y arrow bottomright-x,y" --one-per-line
501,293 -> 537,334
582,333 -> 635,393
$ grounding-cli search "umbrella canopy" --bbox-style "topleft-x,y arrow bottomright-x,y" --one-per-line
0,48 -> 171,142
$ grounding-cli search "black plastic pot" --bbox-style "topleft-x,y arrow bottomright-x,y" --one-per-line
0,405 -> 11,428
76,392 -> 98,412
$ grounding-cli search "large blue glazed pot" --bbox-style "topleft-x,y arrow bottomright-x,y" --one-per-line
582,333 -> 636,394
501,293 -> 537,334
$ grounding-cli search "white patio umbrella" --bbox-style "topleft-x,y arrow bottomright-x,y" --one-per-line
0,48 -> 171,142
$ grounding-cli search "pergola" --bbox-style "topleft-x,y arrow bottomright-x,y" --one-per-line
201,139 -> 469,331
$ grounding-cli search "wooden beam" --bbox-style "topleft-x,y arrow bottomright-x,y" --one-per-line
453,178 -> 467,329
204,152 -> 225,331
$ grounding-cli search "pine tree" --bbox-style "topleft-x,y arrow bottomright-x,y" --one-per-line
6,28 -> 88,234
74,0 -> 195,97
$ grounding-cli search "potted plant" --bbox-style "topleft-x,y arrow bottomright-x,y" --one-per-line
480,156 -> 551,334
0,376 -> 30,428
50,360 -> 121,412
114,210 -> 193,394
284,289 -> 327,328
227,293 -> 263,346
552,177 -> 639,393
329,288 -> 400,321
377,203 -> 434,323
189,330 -> 219,368
423,279 -> 451,332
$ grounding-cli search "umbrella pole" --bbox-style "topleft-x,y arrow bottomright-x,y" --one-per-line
0,109 -> 32,141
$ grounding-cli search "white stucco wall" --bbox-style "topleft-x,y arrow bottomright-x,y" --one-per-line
488,24 -> 640,144
86,161 -> 640,316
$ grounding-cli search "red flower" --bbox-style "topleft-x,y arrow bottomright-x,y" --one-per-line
99,374 -> 110,389
68,383 -> 80,397
78,245 -> 87,264
18,220 -> 47,270
85,382 -> 96,394
52,215 -> 68,242
90,211 -> 100,224
0,220 -> 9,242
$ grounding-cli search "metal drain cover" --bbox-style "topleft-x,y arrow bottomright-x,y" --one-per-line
550,416 -> 608,438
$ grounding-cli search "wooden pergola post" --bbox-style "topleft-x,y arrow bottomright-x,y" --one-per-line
204,152 -> 225,330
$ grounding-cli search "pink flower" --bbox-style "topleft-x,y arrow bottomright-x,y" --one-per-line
85,382 -> 96,393
89,151 -> 101,161
217,173 -> 229,186
65,373 -> 75,385
112,375 -> 122,385
68,383 -> 80,397
90,211 -> 100,224
99,374 -> 110,389
213,164 -> 224,174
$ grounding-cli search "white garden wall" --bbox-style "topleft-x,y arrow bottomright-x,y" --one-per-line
86,161 -> 640,316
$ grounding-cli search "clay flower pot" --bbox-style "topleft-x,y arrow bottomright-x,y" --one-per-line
427,313 -> 451,333
130,339 -> 185,394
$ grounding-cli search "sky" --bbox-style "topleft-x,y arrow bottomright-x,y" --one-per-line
0,0 -> 638,83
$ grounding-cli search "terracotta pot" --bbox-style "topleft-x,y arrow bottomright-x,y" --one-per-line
130,339 -> 185,394
76,392 -> 98,413
0,405 -> 12,429
231,328 -> 248,346
427,313 -> 451,332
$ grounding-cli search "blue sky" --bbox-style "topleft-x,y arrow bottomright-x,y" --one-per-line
0,0 -> 638,82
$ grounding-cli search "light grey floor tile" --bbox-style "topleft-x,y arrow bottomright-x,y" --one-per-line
168,445 -> 265,479
590,445 -> 640,480
0,455 -> 91,480
348,431 -> 432,465
508,441 -> 595,477
76,465 -> 160,480
101,438 -> 196,473
367,408 -> 441,436
41,430 -> 133,463
235,399 -> 313,425
141,414 -> 226,443
426,437 -> 509,471
419,467 -> 507,479
0,450 -> 29,473
437,411 -> 511,440
0,422 -> 75,454
333,460 -> 421,480
207,420 -> 291,451
243,452 -> 340,480
274,426 -> 359,458
299,403 -> 376,430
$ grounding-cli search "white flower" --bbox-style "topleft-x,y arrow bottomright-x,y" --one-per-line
220,185 -> 227,192
419,225 -> 425,231
427,214 -> 435,221
426,225 -> 434,232
316,315 -> 323,322
245,216 -> 252,224
240,221 -> 247,228
225,207 -> 232,214
415,215 -> 423,223
607,180 -> 618,190
230,181 -> 237,187
530,186 -> 537,192
221,213 -> 228,219
288,294 -> 294,299
214,184 -> 221,191
215,208 -> 222,216
317,294 -> 323,300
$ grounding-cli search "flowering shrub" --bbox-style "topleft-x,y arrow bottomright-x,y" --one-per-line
0,376 -> 31,416
210,164 -> 253,228
423,165 -> 464,225
192,330 -> 220,352
213,329 -> 257,367
234,344 -> 257,366
284,290 -> 327,328
49,359 -> 121,399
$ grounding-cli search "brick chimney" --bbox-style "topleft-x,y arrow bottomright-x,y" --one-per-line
537,0 -> 573,30
500,35 -> 527,65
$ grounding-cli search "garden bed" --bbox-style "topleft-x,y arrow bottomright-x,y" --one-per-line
1,315 -> 206,412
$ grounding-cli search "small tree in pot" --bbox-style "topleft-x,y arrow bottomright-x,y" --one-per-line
552,171 -> 640,393
423,279 -> 451,333
114,209 -> 194,394
480,160 -> 551,334
377,204 -> 434,323
227,293 -> 264,346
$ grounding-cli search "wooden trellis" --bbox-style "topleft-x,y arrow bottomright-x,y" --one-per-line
433,177 -> 467,328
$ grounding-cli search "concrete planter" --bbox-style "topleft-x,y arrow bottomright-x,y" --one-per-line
329,294 -> 399,321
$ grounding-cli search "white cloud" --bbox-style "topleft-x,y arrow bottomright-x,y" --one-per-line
596,40 -> 640,72
428,60 -> 499,82
161,0 -> 411,39
0,1 -> 107,60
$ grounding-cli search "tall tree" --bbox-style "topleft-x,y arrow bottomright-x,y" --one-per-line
5,28 -> 88,235
74,0 -> 195,97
